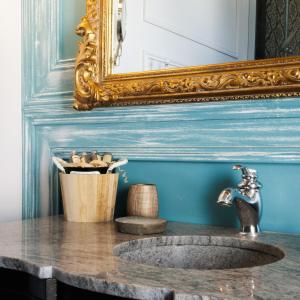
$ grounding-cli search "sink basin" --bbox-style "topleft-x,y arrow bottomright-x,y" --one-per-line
114,236 -> 284,270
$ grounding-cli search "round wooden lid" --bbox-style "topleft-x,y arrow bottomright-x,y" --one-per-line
115,217 -> 167,235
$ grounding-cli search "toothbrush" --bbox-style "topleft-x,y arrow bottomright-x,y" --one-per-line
107,159 -> 128,174
52,157 -> 66,174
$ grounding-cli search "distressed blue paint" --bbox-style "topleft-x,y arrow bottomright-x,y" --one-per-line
59,0 -> 86,60
22,0 -> 300,233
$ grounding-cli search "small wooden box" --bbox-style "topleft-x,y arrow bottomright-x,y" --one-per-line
59,173 -> 119,222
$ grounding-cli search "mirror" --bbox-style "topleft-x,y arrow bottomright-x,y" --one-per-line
112,0 -> 300,73
74,0 -> 300,110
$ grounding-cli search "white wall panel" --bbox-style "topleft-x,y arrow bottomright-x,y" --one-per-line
0,1 -> 22,221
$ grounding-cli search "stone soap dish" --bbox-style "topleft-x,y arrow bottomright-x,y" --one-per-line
115,217 -> 167,235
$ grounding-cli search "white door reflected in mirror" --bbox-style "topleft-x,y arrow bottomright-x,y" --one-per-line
112,0 -> 300,74
112,0 -> 256,73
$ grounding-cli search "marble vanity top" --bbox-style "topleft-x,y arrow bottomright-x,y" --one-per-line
0,216 -> 299,300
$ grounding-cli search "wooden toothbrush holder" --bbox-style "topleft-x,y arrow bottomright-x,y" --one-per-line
59,173 -> 119,222
127,184 -> 159,218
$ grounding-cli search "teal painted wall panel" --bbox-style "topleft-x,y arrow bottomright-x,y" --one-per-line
117,162 -> 300,234
60,0 -> 86,60
22,0 -> 300,234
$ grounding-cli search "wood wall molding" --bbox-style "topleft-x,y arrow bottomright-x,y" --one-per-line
23,98 -> 300,218
23,0 -> 75,105
23,0 -> 300,219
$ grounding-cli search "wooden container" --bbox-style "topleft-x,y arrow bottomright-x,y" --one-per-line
127,184 -> 158,218
59,173 -> 119,222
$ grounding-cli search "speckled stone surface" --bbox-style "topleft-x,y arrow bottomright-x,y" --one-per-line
0,216 -> 299,299
114,236 -> 284,270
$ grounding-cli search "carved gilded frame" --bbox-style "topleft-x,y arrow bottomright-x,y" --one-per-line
74,0 -> 300,110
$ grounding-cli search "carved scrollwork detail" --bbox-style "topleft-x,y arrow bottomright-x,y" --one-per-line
74,0 -> 104,110
74,16 -> 97,110
87,0 -> 98,19
81,68 -> 300,104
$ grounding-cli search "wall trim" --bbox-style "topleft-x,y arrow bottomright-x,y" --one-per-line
23,0 -> 75,106
22,0 -> 300,219
23,98 -> 300,218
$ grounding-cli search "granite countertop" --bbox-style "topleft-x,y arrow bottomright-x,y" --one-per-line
0,216 -> 299,300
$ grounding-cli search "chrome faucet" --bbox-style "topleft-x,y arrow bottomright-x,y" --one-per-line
217,165 -> 262,235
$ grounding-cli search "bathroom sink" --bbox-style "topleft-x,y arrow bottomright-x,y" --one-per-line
114,236 -> 284,270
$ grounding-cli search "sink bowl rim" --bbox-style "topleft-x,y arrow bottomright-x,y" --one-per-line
113,235 -> 285,270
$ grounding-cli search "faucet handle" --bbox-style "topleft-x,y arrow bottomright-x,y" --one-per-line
233,165 -> 262,189
233,165 -> 257,178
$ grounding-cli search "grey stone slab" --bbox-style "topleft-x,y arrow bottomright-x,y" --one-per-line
0,216 -> 299,299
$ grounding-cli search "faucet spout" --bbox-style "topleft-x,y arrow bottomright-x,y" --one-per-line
217,188 -> 236,207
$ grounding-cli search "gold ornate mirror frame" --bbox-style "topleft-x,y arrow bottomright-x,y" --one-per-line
74,0 -> 300,110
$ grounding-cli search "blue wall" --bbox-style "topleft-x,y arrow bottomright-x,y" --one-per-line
59,0 -> 85,59
23,0 -> 300,234
118,161 -> 300,233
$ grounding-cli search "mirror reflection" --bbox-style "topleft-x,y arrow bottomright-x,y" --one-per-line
111,0 -> 300,74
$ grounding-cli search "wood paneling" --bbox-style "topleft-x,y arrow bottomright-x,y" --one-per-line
22,0 -> 300,233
